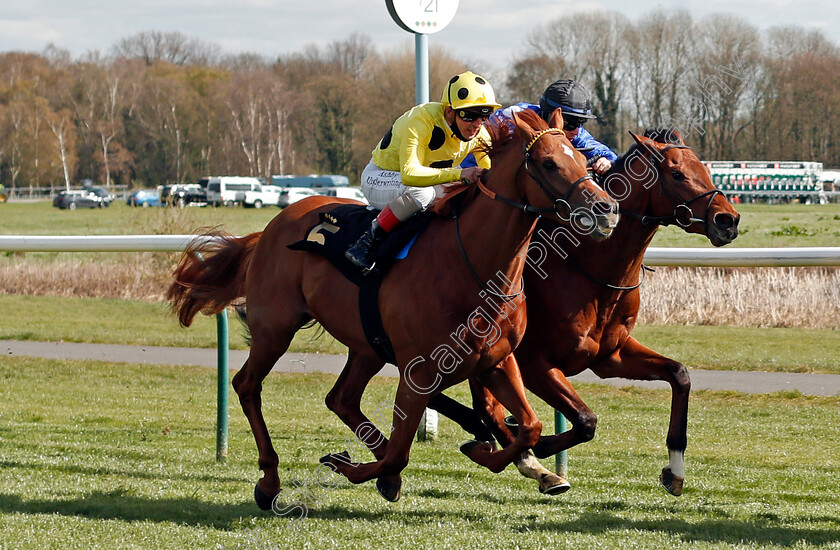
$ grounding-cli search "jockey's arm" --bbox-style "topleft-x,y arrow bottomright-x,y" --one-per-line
399,121 -> 463,187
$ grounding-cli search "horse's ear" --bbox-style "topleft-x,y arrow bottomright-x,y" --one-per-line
628,130 -> 660,154
548,107 -> 564,130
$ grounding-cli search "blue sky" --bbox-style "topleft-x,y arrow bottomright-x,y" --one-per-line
2,0 -> 837,68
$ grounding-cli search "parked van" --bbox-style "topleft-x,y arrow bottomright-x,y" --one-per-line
199,176 -> 264,207
316,186 -> 368,204
271,174 -> 350,188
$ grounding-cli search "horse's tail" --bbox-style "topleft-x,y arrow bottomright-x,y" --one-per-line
166,228 -> 263,327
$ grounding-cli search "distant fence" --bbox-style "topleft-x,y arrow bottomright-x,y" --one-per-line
1,235 -> 838,266
1,235 -> 839,467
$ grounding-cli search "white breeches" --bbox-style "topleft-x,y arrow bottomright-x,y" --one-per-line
360,160 -> 442,215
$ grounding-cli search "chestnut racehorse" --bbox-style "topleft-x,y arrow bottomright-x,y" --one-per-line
166,109 -> 619,508
429,128 -> 740,496
323,128 -> 740,497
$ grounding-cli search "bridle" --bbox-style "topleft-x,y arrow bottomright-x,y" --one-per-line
475,127 -> 602,222
457,126 -> 601,301
618,142 -> 725,235
563,140 -> 724,293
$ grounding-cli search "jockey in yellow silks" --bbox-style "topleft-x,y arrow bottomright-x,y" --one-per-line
345,71 -> 501,272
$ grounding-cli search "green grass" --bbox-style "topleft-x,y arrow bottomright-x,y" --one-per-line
632,325 -> 840,374
651,202 -> 840,247
0,294 -> 836,375
0,200 -> 281,236
0,357 -> 838,549
0,294 -> 347,355
2,200 -> 839,247
0,295 -> 840,374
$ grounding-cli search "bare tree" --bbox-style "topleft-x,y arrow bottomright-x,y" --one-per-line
112,31 -> 221,66
690,14 -> 759,159
46,108 -> 76,190
625,9 -> 695,129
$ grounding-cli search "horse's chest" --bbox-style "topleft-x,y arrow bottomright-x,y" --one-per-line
583,304 -> 636,358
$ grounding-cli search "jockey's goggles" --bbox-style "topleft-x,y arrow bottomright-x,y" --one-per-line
563,115 -> 587,131
458,108 -> 492,123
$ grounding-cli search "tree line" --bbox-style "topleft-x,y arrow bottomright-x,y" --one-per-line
1,9 -> 839,193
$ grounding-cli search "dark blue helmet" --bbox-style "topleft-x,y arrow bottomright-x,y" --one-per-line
539,79 -> 597,124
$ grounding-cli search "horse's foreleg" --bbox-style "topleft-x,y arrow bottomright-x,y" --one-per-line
591,336 -> 690,496
515,356 -> 598,461
427,391 -> 497,443
464,379 -> 570,495
232,332 -> 291,509
460,356 -> 542,474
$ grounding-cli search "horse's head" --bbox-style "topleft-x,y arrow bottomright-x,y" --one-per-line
487,109 -> 618,241
613,129 -> 739,247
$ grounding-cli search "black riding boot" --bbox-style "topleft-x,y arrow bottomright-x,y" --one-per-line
344,219 -> 387,272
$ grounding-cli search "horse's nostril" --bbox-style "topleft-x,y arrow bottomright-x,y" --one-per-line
714,212 -> 737,230
593,201 -> 617,216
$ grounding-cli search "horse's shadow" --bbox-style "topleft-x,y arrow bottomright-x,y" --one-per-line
528,507 -> 840,547
0,491 -> 255,530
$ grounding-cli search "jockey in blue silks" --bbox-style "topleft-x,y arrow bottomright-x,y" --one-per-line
463,79 -> 618,175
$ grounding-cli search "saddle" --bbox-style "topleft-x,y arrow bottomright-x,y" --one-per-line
288,204 -> 433,364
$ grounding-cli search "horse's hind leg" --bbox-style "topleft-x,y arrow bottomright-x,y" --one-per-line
324,351 -> 389,460
323,377 -> 430,496
232,319 -> 298,510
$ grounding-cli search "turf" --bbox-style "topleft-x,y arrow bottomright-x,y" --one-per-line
0,357 -> 838,549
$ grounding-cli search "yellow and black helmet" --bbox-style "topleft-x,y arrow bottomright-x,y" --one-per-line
441,71 -> 501,117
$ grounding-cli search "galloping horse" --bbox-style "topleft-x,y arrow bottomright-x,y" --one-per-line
429,128 -> 740,496
323,128 -> 740,496
167,109 -> 619,508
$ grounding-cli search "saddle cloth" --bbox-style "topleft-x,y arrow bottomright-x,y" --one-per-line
288,204 -> 433,363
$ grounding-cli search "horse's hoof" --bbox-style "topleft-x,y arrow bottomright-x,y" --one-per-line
254,483 -> 275,511
459,440 -> 494,461
660,467 -> 684,497
319,450 -> 351,465
504,415 -> 519,436
376,475 -> 402,502
539,473 -> 571,495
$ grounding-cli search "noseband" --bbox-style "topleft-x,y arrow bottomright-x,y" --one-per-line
620,143 -> 724,234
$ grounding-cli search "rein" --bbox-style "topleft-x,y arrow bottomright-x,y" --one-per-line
473,127 -> 598,221
454,126 -> 587,300
453,211 -> 524,302
617,143 -> 725,232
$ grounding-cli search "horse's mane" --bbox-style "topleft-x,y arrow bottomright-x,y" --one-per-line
611,127 -> 685,174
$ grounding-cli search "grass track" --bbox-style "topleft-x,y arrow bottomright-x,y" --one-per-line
0,357 -> 838,549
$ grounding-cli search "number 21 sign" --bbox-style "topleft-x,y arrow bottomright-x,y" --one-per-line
386,0 -> 459,34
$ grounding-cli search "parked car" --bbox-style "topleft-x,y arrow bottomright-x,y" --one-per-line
52,190 -> 103,210
276,187 -> 321,208
244,185 -> 284,208
160,183 -> 206,208
87,186 -> 116,206
126,189 -> 161,207
315,186 -> 369,204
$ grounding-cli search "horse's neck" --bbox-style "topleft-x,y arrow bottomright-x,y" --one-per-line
456,191 -> 535,291
578,175 -> 660,287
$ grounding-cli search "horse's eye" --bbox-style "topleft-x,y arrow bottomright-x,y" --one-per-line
671,170 -> 685,182
542,159 -> 557,170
